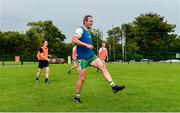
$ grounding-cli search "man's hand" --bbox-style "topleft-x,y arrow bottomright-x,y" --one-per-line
107,58 -> 109,62
86,44 -> 94,49
72,36 -> 94,49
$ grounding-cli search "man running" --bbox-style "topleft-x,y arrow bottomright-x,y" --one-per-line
97,42 -> 109,72
99,43 -> 108,63
68,46 -> 80,74
72,15 -> 125,103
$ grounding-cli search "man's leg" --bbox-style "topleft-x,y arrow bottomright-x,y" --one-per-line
68,64 -> 77,74
35,68 -> 42,83
45,67 -> 49,83
91,58 -> 112,81
90,57 -> 125,93
97,60 -> 105,72
77,62 -> 81,74
75,68 -> 87,103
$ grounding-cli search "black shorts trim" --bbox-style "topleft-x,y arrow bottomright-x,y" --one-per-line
38,60 -> 49,69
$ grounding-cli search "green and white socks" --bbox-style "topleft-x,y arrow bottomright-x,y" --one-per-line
109,81 -> 116,87
75,93 -> 80,99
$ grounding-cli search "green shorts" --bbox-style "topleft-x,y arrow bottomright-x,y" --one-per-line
80,55 -> 98,69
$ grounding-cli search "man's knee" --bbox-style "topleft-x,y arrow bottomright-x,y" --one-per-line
45,68 -> 49,73
38,69 -> 42,73
97,60 -> 106,70
79,71 -> 87,81
99,65 -> 106,71
46,70 -> 49,74
80,76 -> 86,81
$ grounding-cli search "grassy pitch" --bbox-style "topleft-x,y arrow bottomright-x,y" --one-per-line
0,63 -> 180,112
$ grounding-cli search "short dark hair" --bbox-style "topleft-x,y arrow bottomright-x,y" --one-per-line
42,40 -> 47,43
83,15 -> 93,25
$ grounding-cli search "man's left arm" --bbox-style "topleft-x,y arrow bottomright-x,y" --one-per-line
106,49 -> 109,62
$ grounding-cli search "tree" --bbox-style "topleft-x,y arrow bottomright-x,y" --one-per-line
27,20 -> 66,53
0,31 -> 6,54
170,36 -> 180,52
26,29 -> 43,55
133,12 -> 176,54
107,26 -> 122,61
2,31 -> 27,55
106,12 -> 177,61
90,28 -> 104,54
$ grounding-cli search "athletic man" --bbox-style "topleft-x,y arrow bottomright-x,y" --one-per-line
35,40 -> 50,84
99,43 -> 108,63
68,46 -> 80,74
97,43 -> 109,72
72,15 -> 125,103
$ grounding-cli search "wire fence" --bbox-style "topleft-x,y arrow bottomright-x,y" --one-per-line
0,55 -> 37,67
113,52 -> 180,64
0,52 -> 180,67
0,53 -> 71,67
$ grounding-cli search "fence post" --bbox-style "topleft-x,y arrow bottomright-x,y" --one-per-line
21,55 -> 23,66
170,59 -> 172,64
21,60 -> 23,66
2,61 -> 4,67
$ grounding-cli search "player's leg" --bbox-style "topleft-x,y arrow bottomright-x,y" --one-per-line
68,60 -> 77,74
74,60 -> 88,103
77,62 -> 81,74
74,69 -> 87,103
97,60 -> 105,72
71,64 -> 77,70
45,66 -> 49,83
35,61 -> 43,83
90,57 -> 125,93
44,60 -> 49,84
35,68 -> 42,83
68,64 -> 77,74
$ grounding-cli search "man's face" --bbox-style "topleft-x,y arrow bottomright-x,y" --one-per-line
85,17 -> 93,29
102,43 -> 106,47
44,41 -> 48,47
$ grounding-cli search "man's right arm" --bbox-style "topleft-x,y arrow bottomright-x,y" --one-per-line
72,36 -> 93,49
106,49 -> 109,62
72,28 -> 93,49
98,48 -> 102,57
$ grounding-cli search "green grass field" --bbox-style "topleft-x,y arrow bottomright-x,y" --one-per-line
1,63 -> 180,112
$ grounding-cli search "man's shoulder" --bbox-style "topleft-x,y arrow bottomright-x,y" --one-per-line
102,47 -> 107,51
99,47 -> 103,50
75,27 -> 83,32
73,46 -> 76,51
74,27 -> 84,37
39,47 -> 43,53
76,26 -> 89,32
